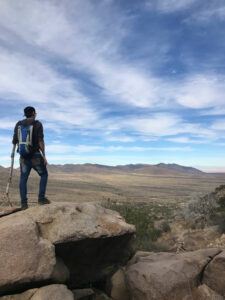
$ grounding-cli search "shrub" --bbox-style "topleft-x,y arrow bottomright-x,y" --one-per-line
160,221 -> 171,233
102,201 -> 172,251
184,193 -> 218,227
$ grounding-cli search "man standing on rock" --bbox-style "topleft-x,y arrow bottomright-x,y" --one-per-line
12,106 -> 50,209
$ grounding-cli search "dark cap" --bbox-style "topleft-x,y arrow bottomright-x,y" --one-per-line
24,106 -> 36,118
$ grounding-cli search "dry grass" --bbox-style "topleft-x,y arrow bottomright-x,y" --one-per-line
1,169 -> 225,207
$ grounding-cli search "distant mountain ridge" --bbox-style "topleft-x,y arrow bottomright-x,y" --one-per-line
0,163 -> 207,176
47,163 -> 204,176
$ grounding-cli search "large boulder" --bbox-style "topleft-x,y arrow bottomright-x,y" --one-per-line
125,248 -> 221,300
25,202 -> 135,243
203,250 -> 225,296
0,284 -> 74,300
0,203 -> 135,294
27,203 -> 135,287
0,214 -> 61,294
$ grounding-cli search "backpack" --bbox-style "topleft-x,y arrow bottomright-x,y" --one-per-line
17,124 -> 34,158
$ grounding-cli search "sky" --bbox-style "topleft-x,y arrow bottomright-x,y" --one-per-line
0,0 -> 225,171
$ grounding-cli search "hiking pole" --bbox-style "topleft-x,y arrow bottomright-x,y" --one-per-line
5,144 -> 16,207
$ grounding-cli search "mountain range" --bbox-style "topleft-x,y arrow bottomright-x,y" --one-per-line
46,163 -> 205,176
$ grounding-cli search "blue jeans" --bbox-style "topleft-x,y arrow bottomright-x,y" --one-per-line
19,152 -> 48,205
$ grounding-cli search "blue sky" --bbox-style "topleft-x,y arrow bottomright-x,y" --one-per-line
1,0 -> 225,171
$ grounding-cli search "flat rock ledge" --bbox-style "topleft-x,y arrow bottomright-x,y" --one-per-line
0,202 -> 135,297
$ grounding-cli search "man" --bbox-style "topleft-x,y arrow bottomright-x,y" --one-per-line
12,106 -> 50,209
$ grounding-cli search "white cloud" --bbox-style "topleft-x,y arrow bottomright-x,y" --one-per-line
146,0 -> 196,13
0,48 -> 99,128
46,144 -> 74,154
0,136 -> 11,143
167,136 -> 207,144
211,120 -> 225,131
0,119 -> 16,130
1,0 -> 224,115
200,107 -> 225,116
146,0 -> 225,21
0,0 -> 165,109
186,3 -> 225,23
46,143 -> 192,155
119,114 -> 183,136
105,135 -> 136,143
175,74 -> 225,109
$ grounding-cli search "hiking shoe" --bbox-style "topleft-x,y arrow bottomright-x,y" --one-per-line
21,204 -> 28,210
38,197 -> 51,205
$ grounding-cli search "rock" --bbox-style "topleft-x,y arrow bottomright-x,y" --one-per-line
0,203 -> 135,293
51,257 -> 70,283
30,284 -> 74,300
192,284 -> 224,300
0,214 -> 61,294
127,251 -> 154,266
25,203 -> 135,243
73,288 -> 95,299
108,268 -> 129,300
94,290 -> 112,300
125,248 -> 221,300
0,289 -> 37,300
203,250 -> 225,296
0,285 -> 73,300
0,207 -> 21,218
26,203 -> 135,287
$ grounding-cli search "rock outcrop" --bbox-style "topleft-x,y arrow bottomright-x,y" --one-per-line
0,284 -> 74,300
105,248 -> 225,300
125,249 -> 221,300
2,201 -> 225,299
203,250 -> 225,296
0,203 -> 135,297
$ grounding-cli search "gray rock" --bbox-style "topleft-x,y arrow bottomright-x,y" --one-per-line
0,289 -> 37,300
52,257 -> 70,283
0,214 -> 58,294
94,290 -> 112,300
25,202 -> 135,243
31,284 -> 74,300
126,248 -> 221,300
0,284 -> 74,300
73,288 -> 94,299
203,250 -> 225,296
193,284 -> 224,300
108,268 -> 129,300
